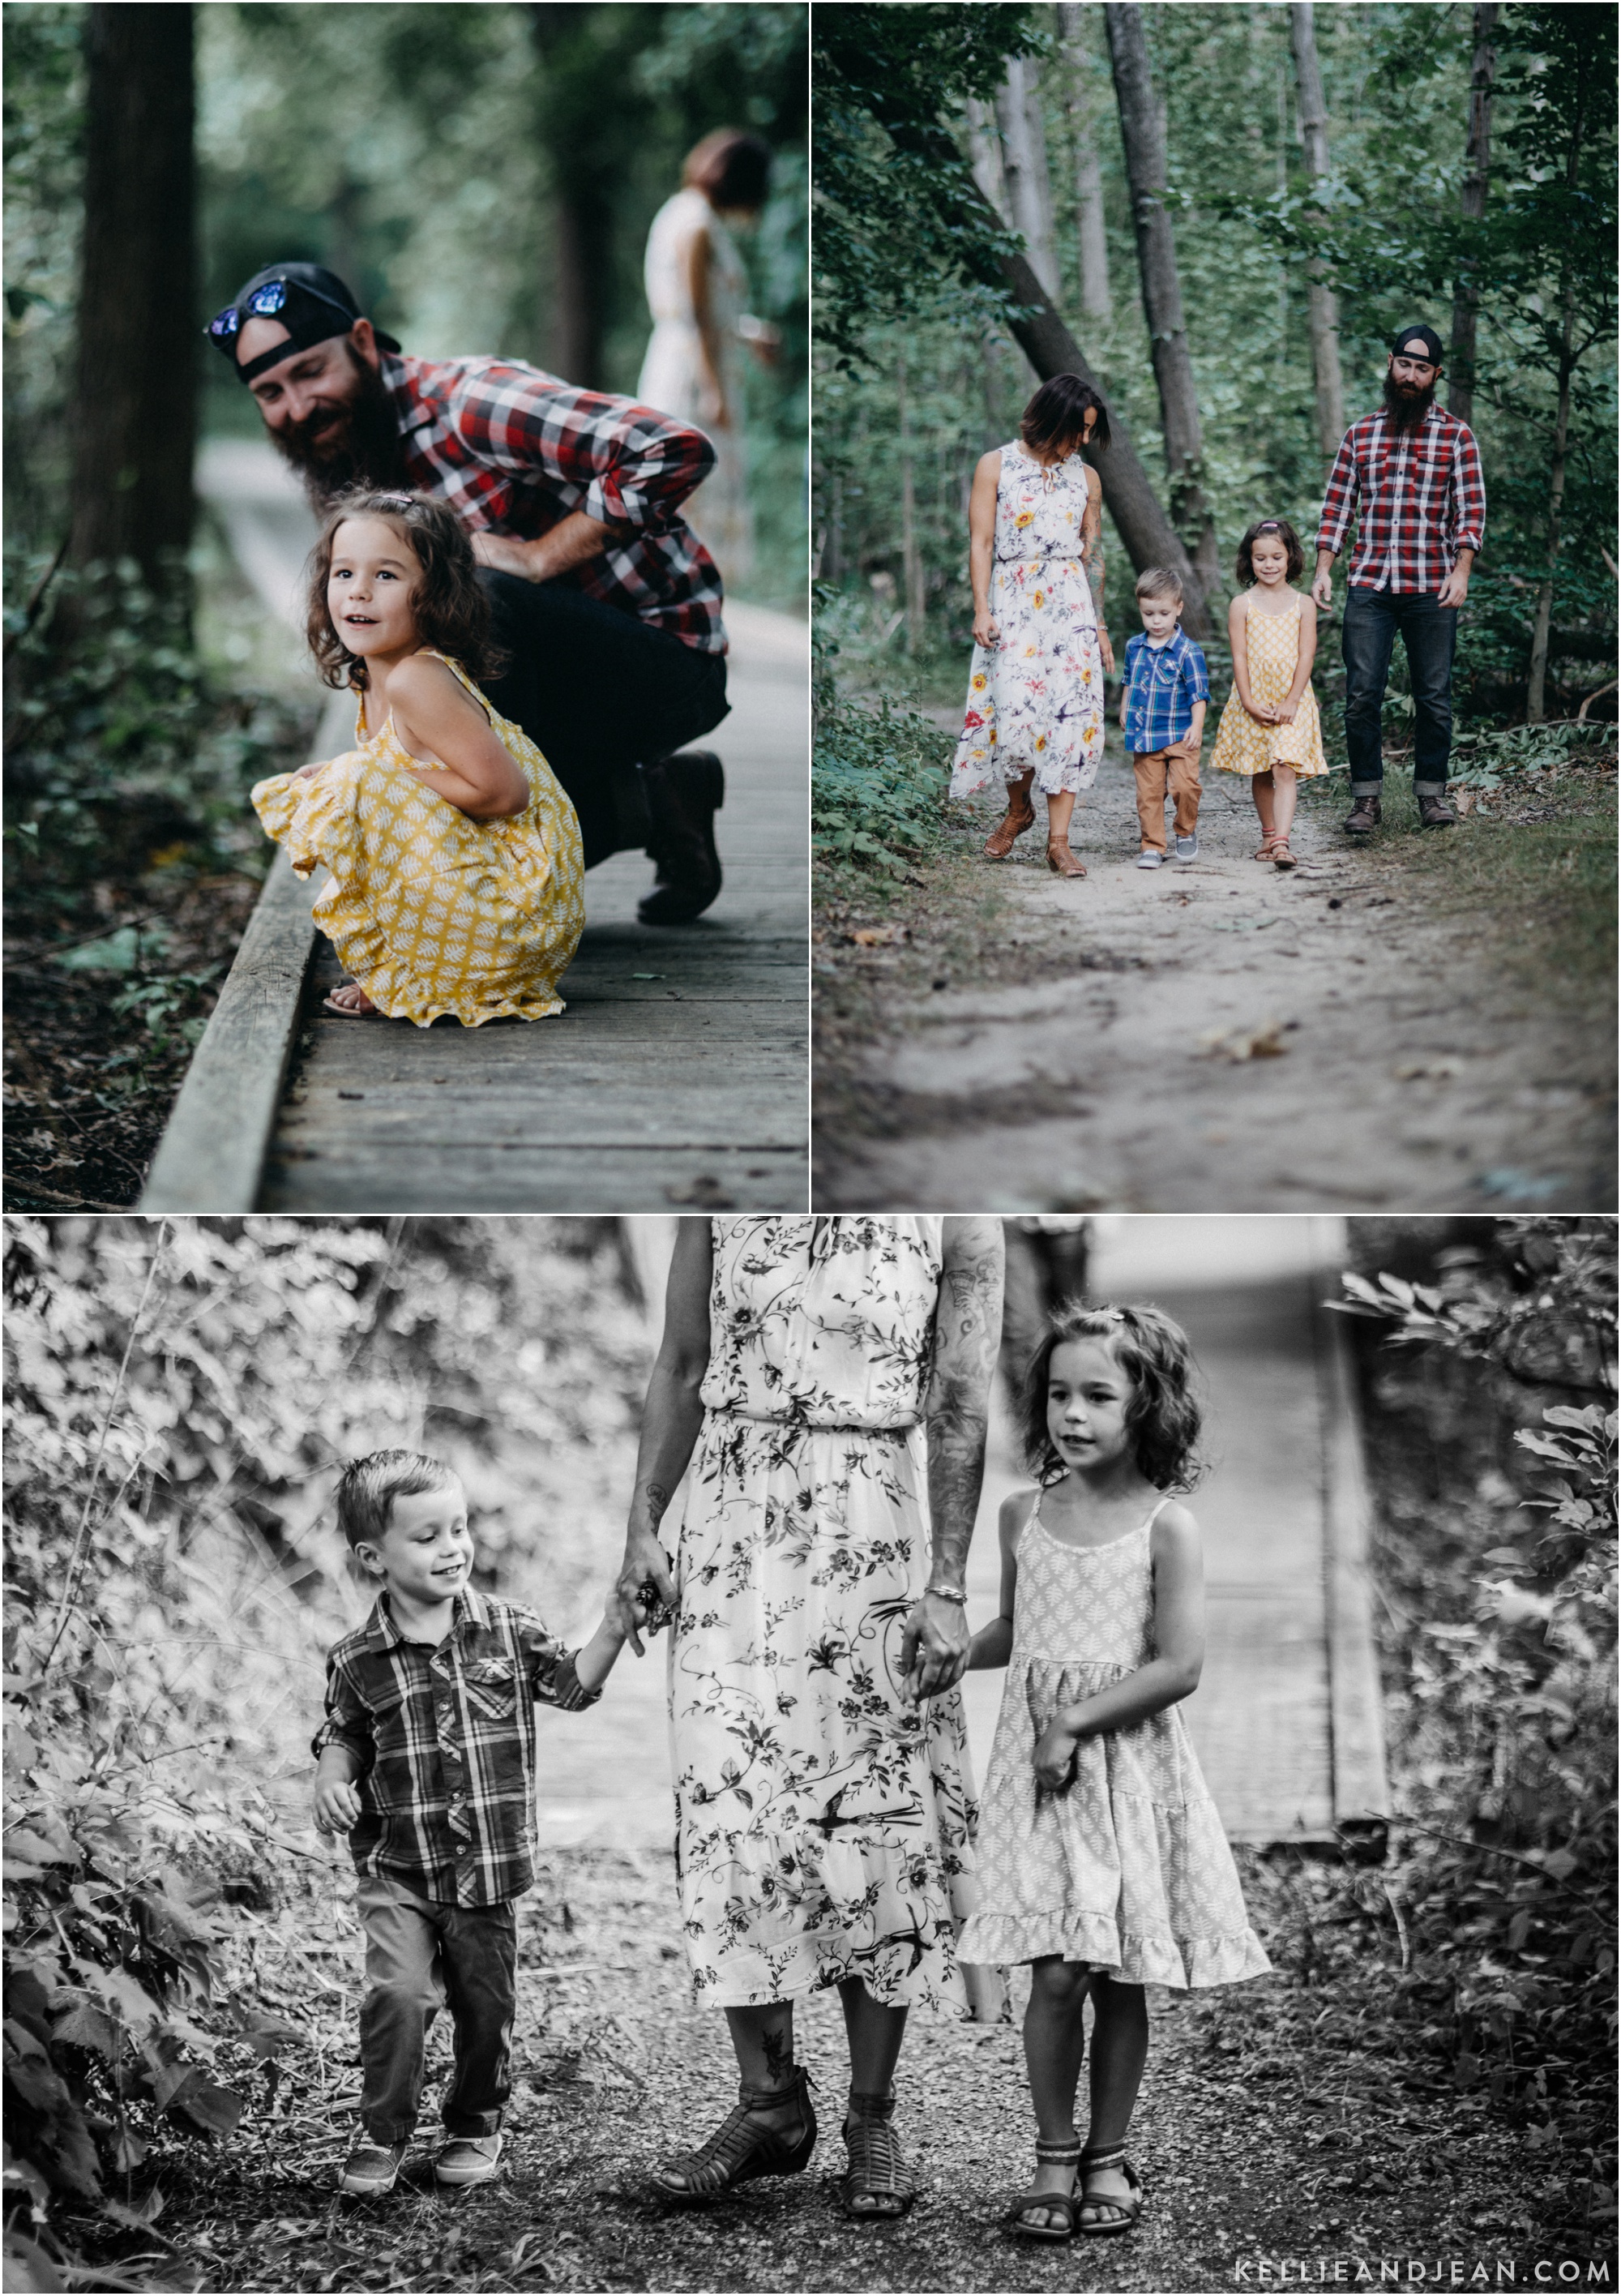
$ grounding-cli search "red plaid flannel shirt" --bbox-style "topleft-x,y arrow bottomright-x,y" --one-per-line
1316,405 -> 1486,593
312,1586 -> 599,1907
386,353 -> 726,653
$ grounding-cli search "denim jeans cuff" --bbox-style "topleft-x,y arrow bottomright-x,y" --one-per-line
443,2110 -> 504,2138
1413,779 -> 1448,795
1349,778 -> 1383,795
363,2120 -> 415,2145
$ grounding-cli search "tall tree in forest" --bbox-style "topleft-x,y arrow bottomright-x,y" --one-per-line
1448,3 -> 1499,427
815,2 -> 1210,630
1289,2 -> 1345,465
69,4 -> 195,594
1103,2 -> 1219,599
528,3 -> 614,388
996,54 -> 1059,300
1057,2 -> 1112,325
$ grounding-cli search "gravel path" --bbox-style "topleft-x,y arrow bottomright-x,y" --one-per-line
815,734 -> 1614,1213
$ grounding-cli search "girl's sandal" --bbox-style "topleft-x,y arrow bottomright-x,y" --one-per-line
1004,2138 -> 1082,2242
651,2067 -> 816,2204
1046,842 -> 1088,879
1076,2142 -> 1143,2238
1271,840 -> 1299,870
839,2088 -> 916,2221
323,983 -> 382,1017
984,794 -> 1036,859
1253,835 -> 1284,861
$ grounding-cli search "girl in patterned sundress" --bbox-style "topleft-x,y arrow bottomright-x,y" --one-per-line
252,489 -> 584,1025
1208,517 -> 1328,872
951,376 -> 1115,880
959,1303 -> 1269,2244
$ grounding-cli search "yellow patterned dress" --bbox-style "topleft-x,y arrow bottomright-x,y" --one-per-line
1209,593 -> 1328,778
251,650 -> 584,1027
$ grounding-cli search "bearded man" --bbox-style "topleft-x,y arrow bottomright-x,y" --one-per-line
208,263 -> 731,922
1311,325 -> 1487,836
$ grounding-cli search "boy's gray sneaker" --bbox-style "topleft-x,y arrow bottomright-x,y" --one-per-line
340,2138 -> 408,2196
1174,833 -> 1199,863
1136,848 -> 1164,870
435,2132 -> 505,2188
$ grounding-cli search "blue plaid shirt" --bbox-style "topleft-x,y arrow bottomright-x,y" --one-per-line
1123,627 -> 1210,754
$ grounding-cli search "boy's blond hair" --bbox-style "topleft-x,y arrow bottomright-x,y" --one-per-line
336,1450 -> 459,1551
1135,567 -> 1184,604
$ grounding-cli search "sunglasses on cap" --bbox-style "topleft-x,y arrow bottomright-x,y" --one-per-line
207,274 -> 356,349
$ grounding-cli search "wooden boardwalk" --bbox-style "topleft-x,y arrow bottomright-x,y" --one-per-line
144,443 -> 807,1214
529,1214 -> 1388,1853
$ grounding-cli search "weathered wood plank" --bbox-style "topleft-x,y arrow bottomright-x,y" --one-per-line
257,1144 -> 805,1214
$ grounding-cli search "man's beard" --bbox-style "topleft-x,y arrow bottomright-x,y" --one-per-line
267,345 -> 409,505
1381,373 -> 1436,436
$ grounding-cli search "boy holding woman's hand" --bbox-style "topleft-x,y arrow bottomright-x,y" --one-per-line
313,1450 -> 629,2197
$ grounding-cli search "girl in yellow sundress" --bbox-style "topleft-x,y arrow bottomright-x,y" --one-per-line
252,488 -> 584,1024
1208,516 -> 1327,871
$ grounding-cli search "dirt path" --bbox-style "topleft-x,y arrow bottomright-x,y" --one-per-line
815,731 -> 1615,1213
148,1844 -> 1607,2294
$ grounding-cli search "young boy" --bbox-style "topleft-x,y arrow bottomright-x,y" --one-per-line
313,1450 -> 628,2197
1119,568 -> 1210,870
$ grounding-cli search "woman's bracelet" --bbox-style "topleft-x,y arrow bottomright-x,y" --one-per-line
924,1583 -> 967,1605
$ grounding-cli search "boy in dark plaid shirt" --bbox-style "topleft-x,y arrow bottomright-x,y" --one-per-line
313,1451 -> 628,2196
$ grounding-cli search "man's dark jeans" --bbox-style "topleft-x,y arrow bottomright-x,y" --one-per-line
477,572 -> 729,867
1341,583 -> 1458,796
356,1873 -> 518,2144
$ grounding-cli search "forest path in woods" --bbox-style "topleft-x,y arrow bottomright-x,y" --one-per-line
815,728 -> 1615,1214
161,1846 -> 1602,2295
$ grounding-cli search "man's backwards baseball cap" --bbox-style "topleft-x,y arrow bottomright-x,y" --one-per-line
1391,324 -> 1444,366
206,263 -> 401,384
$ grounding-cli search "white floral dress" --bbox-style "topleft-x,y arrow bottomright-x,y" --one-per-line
951,442 -> 1106,799
670,1216 -> 977,2011
959,1490 -> 1272,1989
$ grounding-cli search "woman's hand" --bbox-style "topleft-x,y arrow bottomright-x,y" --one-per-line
1033,1716 -> 1083,1793
614,1529 -> 676,1656
313,1776 -> 362,1836
1096,628 -> 1115,677
973,608 -> 999,649
899,1591 -> 970,1702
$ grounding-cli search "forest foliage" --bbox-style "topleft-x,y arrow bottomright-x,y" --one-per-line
2,1217 -> 653,2285
814,2 -> 1617,730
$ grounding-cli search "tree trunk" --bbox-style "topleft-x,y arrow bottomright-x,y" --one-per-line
1448,2 -> 1499,427
897,346 -> 925,654
1525,291 -> 1574,724
1057,1 -> 1113,322
879,107 -> 1211,632
529,2 -> 610,389
1104,2 -> 1220,600
1290,3 -> 1345,464
996,57 -> 1059,301
70,4 -> 195,593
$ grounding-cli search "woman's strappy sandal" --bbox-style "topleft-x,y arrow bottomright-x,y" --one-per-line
984,790 -> 1036,859
650,2067 -> 816,2204
1004,2137 -> 1082,2242
838,2088 -> 916,2221
1076,2140 -> 1144,2238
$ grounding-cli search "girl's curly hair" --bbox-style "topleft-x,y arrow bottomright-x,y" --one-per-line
306,488 -> 505,692
1234,516 -> 1305,589
1017,1300 -> 1205,1493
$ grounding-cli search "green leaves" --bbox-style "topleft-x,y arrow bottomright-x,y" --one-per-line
813,695 -> 952,877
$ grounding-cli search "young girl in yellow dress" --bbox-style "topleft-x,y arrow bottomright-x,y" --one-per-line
252,489 -> 584,1025
1208,517 -> 1327,871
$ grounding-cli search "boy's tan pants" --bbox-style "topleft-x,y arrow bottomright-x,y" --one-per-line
1131,746 -> 1201,853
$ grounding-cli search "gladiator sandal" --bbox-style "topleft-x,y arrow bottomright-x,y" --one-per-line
1004,2136 -> 1083,2242
651,2067 -> 816,2204
1076,2140 -> 1144,2238
839,2088 -> 916,2221
1046,840 -> 1088,879
984,786 -> 1036,859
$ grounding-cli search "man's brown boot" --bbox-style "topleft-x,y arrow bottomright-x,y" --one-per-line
1417,793 -> 1458,829
1342,792 -> 1382,836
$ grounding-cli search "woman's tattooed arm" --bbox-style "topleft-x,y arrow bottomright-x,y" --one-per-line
614,1222 -> 714,1648
1082,479 -> 1106,619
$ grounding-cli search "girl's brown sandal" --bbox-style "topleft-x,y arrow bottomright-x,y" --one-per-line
1271,840 -> 1299,869
1076,2141 -> 1143,2238
1005,2137 -> 1082,2241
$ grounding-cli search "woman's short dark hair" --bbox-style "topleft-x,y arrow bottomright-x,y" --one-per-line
1017,1300 -> 1204,1493
1020,374 -> 1111,458
683,128 -> 772,213
306,488 -> 504,692
1235,517 -> 1305,588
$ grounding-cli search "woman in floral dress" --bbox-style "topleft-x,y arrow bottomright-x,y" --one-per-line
614,1216 -> 1003,2220
952,375 -> 1116,879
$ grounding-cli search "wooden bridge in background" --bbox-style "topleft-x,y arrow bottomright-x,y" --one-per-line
141,442 -> 808,1214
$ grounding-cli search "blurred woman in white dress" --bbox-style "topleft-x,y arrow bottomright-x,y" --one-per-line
637,129 -> 778,591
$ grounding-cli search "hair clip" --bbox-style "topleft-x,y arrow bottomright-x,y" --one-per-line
1094,1305 -> 1127,1325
